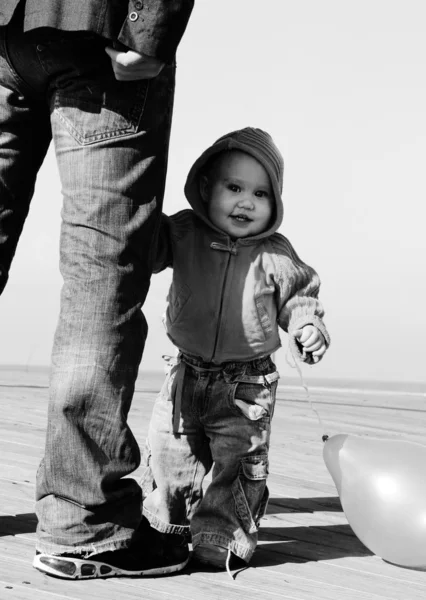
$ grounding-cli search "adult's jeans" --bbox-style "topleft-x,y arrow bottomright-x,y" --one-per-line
0,18 -> 175,554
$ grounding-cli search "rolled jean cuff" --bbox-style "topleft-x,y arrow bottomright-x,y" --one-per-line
192,532 -> 255,562
35,533 -> 133,557
142,507 -> 190,537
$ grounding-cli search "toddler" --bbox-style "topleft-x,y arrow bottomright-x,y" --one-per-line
141,127 -> 330,571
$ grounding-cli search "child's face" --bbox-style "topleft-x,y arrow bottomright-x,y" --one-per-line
203,151 -> 274,239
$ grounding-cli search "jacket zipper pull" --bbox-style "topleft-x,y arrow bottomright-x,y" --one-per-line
210,242 -> 237,255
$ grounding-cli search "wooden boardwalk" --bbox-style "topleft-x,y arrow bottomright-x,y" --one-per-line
0,368 -> 425,599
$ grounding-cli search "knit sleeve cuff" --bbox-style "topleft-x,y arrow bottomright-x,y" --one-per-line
288,316 -> 331,364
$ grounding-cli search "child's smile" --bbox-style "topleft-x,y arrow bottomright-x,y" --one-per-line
230,213 -> 253,223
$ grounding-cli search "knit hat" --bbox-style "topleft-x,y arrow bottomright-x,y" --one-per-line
184,127 -> 284,234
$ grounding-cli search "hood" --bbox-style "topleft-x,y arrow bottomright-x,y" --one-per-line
184,127 -> 284,240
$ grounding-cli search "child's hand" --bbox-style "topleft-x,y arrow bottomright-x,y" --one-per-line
295,325 -> 326,363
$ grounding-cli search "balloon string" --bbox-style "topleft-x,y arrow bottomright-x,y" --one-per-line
286,346 -> 329,441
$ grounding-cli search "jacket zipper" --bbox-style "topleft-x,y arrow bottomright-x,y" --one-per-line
211,242 -> 236,361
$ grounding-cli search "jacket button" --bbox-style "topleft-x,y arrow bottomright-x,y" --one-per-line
135,1 -> 143,9
129,11 -> 138,21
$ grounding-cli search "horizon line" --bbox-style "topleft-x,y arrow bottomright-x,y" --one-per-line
0,363 -> 424,392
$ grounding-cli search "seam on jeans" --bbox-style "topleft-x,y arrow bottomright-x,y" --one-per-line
257,485 -> 270,525
232,456 -> 268,535
52,493 -> 92,510
54,108 -> 136,145
54,79 -> 150,146
51,488 -> 141,511
186,438 -> 209,520
232,477 -> 258,535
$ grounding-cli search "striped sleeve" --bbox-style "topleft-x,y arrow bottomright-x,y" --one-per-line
269,233 -> 330,363
153,209 -> 194,273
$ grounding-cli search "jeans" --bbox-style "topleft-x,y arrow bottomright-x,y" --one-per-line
0,16 -> 175,554
141,354 -> 279,561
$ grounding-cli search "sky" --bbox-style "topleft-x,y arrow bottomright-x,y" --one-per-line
0,1 -> 425,384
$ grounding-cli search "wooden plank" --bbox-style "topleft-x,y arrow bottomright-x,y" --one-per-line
230,561 -> 426,600
0,480 -> 35,500
321,557 -> 426,586
1,377 -> 426,600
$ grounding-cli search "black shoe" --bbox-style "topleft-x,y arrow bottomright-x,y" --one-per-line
193,543 -> 247,570
33,528 -> 189,580
192,543 -> 248,578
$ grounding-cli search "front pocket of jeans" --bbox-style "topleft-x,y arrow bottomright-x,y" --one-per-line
232,455 -> 269,533
229,370 -> 279,421
54,78 -> 149,145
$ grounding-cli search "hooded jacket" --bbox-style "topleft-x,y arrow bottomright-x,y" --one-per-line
155,128 -> 330,365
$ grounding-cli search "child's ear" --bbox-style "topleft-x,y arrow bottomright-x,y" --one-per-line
199,175 -> 210,203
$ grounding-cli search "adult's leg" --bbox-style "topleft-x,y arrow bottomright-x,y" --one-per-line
0,26 -> 52,294
34,32 -> 176,554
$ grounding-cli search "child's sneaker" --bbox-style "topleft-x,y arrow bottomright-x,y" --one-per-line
193,543 -> 247,573
193,543 -> 229,568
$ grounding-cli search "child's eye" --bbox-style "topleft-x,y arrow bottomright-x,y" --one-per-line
255,190 -> 269,198
228,184 -> 241,192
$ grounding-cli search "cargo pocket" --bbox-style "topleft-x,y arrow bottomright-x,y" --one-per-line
232,454 -> 269,534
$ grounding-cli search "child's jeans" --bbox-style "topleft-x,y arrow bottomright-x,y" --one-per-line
141,353 -> 279,562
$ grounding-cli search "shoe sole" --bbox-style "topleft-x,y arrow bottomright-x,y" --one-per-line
33,552 -> 190,580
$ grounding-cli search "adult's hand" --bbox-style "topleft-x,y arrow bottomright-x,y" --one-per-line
105,47 -> 165,80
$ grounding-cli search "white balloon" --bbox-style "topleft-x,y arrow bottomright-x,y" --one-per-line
323,434 -> 426,569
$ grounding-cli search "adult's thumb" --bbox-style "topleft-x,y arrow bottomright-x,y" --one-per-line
104,46 -> 119,60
